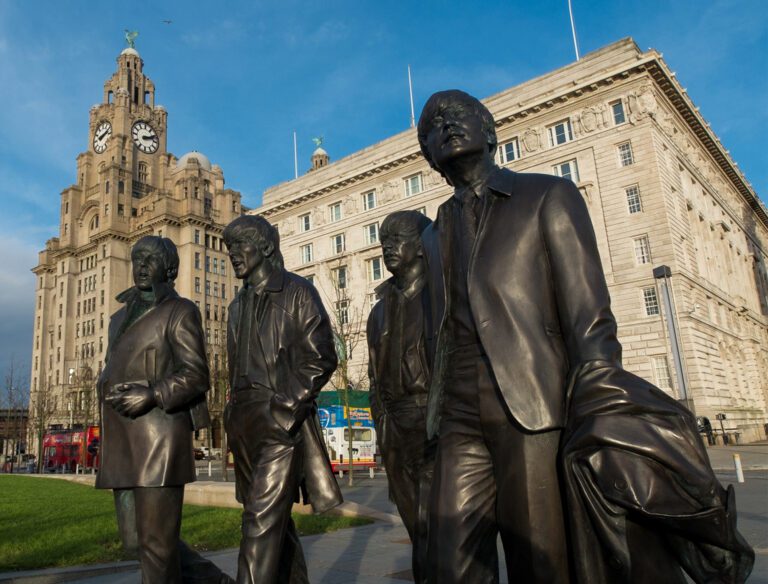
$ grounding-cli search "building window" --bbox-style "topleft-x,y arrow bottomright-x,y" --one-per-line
329,202 -> 343,223
652,356 -> 672,390
117,204 -> 125,216
194,252 -> 201,270
205,256 -> 211,272
213,258 -> 219,274
205,281 -> 211,296
336,301 -> 350,326
332,266 -> 348,289
300,243 -> 313,264
633,235 -> 652,265
547,119 -> 573,146
367,257 -> 383,282
618,142 -> 634,167
299,213 -> 312,232
362,190 -> 377,211
553,159 -> 579,182
404,174 -> 423,197
213,283 -> 219,298
497,138 -> 520,164
611,100 -> 626,125
416,206 -> 427,215
331,233 -> 346,255
195,277 -> 201,293
626,185 -> 642,214
138,162 -> 148,183
364,222 -> 379,245
221,262 -> 226,277
643,287 -> 660,316
305,274 -> 315,286
194,230 -> 201,244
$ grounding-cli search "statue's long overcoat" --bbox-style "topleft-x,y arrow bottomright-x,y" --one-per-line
96,285 -> 210,489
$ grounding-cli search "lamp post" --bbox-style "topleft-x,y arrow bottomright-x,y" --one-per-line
653,265 -> 694,413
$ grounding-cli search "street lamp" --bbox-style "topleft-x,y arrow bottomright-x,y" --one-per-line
653,265 -> 694,413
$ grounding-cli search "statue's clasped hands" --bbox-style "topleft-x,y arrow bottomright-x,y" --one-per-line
106,383 -> 156,418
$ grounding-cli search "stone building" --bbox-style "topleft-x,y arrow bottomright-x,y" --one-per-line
29,47 -> 242,450
252,38 -> 768,442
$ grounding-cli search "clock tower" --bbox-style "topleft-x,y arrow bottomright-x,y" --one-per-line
30,46 -> 243,459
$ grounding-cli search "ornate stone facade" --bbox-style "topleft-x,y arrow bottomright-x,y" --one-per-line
30,49 -> 242,449
252,38 -> 768,442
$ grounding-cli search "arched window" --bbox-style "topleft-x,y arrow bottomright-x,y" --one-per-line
138,162 -> 148,183
90,215 -> 99,230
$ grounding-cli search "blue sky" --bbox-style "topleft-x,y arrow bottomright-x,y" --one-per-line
0,0 -> 765,389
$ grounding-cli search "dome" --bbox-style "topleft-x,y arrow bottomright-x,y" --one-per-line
176,151 -> 212,171
121,47 -> 140,57
312,147 -> 328,157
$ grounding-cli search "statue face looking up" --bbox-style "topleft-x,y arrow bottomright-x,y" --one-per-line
227,237 -> 267,281
131,248 -> 168,291
423,105 -> 489,172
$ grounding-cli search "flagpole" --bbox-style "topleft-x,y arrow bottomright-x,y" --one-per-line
408,65 -> 416,128
568,0 -> 580,60
293,131 -> 298,179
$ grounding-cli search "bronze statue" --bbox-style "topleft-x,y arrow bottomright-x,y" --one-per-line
96,236 -> 229,584
223,215 -> 342,584
367,210 -> 434,583
417,90 -> 753,583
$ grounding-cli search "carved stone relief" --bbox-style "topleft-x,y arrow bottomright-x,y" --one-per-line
627,84 -> 658,123
381,180 -> 400,203
423,168 -> 443,189
311,207 -> 324,227
280,219 -> 295,236
343,195 -> 357,215
521,128 -> 541,154
576,104 -> 608,134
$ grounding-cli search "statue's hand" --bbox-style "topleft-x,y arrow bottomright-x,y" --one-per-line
106,383 -> 156,418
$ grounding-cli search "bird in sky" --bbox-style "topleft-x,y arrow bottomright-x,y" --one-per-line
161,20 -> 173,24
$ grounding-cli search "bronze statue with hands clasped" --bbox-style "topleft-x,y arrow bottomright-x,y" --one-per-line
97,235 -> 232,584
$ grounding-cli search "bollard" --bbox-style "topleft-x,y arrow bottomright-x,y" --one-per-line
369,466 -> 375,479
76,464 -> 80,475
338,469 -> 344,478
733,454 -> 745,483
208,460 -> 212,477
195,466 -> 199,477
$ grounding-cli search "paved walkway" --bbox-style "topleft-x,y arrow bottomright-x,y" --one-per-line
0,445 -> 764,583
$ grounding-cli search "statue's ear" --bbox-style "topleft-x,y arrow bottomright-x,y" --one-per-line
261,240 -> 275,258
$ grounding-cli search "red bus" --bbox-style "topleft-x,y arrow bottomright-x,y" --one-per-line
43,426 -> 100,472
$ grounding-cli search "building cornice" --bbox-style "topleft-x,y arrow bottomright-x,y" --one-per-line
255,38 -> 765,231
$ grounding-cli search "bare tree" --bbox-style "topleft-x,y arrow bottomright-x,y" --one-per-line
208,349 -> 230,481
69,358 -> 98,469
29,373 -> 56,473
3,356 -> 28,472
316,258 -> 370,486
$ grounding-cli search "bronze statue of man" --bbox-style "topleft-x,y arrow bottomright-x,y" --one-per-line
417,90 -> 753,583
96,235 -> 219,584
367,210 -> 433,583
223,215 -> 342,584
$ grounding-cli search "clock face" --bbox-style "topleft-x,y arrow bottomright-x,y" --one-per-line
131,121 -> 159,154
93,121 -> 112,153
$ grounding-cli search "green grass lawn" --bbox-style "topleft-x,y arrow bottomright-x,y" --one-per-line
0,476 -> 371,571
